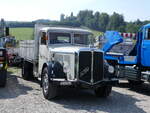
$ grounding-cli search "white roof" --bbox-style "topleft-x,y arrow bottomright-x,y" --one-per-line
40,27 -> 92,34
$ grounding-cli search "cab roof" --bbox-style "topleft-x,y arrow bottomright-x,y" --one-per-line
143,24 -> 150,29
40,27 -> 92,34
140,24 -> 150,31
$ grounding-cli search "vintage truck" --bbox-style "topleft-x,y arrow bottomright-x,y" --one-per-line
18,24 -> 118,99
101,23 -> 150,85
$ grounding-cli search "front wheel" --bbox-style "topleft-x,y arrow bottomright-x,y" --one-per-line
95,85 -> 112,98
0,69 -> 7,87
42,67 -> 57,100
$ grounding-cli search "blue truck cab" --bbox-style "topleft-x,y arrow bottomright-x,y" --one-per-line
102,24 -> 150,84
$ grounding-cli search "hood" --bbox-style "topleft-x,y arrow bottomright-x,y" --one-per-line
102,31 -> 123,53
49,45 -> 101,53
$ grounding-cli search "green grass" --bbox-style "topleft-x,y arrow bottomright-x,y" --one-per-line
90,29 -> 103,37
10,28 -> 34,40
10,27 -> 102,41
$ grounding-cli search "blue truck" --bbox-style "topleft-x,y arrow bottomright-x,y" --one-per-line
102,24 -> 150,84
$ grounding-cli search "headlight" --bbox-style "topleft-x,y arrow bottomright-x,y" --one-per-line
0,51 -> 3,56
0,64 -> 3,68
108,65 -> 115,74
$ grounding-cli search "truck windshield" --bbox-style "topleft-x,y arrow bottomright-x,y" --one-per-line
74,34 -> 93,45
49,33 -> 71,44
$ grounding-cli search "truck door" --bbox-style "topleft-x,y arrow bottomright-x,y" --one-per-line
38,32 -> 49,74
141,28 -> 150,67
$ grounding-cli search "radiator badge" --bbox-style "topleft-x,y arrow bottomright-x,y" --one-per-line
80,67 -> 89,77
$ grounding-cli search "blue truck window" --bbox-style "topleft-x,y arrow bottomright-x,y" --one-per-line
145,28 -> 150,40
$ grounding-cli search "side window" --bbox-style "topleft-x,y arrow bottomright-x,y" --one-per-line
41,32 -> 47,45
74,34 -> 87,45
145,28 -> 150,40
49,33 -> 71,44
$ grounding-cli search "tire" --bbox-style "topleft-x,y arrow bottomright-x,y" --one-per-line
95,85 -> 112,97
0,69 -> 7,87
22,61 -> 33,80
128,80 -> 144,85
42,67 -> 57,100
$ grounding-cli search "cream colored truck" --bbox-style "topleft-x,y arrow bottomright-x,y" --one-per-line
19,25 -> 118,100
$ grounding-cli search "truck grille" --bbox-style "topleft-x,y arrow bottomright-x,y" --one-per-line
79,51 -> 103,84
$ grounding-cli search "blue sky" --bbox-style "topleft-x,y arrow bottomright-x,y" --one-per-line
0,0 -> 149,21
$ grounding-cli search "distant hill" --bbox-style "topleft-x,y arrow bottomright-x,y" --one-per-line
6,19 -> 51,28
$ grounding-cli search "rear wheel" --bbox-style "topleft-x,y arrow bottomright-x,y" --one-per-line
0,69 -> 7,87
42,67 -> 58,100
95,85 -> 112,97
22,61 -> 33,80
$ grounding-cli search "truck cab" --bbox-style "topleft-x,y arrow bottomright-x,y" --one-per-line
103,24 -> 150,84
139,24 -> 150,67
20,25 -> 118,99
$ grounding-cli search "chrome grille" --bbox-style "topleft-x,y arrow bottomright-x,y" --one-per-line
78,51 -> 104,84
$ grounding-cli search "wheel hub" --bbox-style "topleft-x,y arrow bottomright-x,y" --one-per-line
43,73 -> 49,94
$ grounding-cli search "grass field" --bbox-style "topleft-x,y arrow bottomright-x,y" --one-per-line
10,27 -> 102,40
90,29 -> 103,37
10,28 -> 34,40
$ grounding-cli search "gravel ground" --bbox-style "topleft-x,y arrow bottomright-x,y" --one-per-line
0,67 -> 150,113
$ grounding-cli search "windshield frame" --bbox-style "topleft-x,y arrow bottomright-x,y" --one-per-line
48,31 -> 93,46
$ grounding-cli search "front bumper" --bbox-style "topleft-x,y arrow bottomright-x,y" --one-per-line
50,78 -> 118,89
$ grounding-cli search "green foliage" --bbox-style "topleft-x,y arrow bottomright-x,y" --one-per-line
107,12 -> 125,32
126,23 -> 140,33
77,10 -> 94,26
90,29 -> 103,37
125,19 -> 150,33
99,13 -> 109,32
62,10 -> 127,33
10,28 -> 34,40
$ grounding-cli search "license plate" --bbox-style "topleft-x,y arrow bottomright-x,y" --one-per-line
60,81 -> 72,86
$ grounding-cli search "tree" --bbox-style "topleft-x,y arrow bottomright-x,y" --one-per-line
77,10 -> 93,26
107,12 -> 125,32
99,13 -> 109,32
60,14 -> 65,21
126,22 -> 140,33
93,12 -> 100,30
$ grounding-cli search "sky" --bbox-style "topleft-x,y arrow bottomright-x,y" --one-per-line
0,0 -> 149,22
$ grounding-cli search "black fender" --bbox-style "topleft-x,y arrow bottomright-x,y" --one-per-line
42,61 -> 66,79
